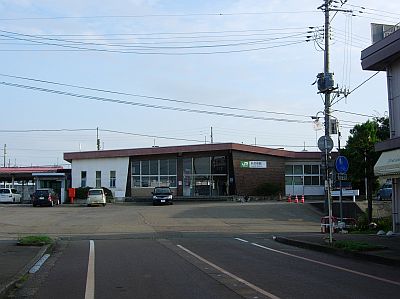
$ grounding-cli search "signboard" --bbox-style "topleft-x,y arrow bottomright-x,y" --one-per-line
335,156 -> 349,173
318,136 -> 334,153
240,161 -> 267,169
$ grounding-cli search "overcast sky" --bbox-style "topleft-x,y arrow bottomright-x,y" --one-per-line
1,0 -> 400,167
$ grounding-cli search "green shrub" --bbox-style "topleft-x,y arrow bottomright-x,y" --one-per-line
18,235 -> 53,246
376,217 -> 392,231
355,212 -> 369,231
75,187 -> 92,199
333,240 -> 383,252
254,182 -> 281,196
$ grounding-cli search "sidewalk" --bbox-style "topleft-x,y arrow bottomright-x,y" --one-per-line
274,232 -> 400,267
0,240 -> 47,298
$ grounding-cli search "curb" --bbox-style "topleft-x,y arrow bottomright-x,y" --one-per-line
0,244 -> 50,299
273,236 -> 400,267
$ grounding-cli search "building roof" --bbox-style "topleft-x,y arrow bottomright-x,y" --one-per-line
64,143 -> 322,162
0,166 -> 64,174
0,166 -> 66,181
361,28 -> 400,71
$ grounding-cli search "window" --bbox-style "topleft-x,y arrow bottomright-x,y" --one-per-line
132,161 -> 140,175
109,171 -> 116,188
96,171 -> 101,188
132,159 -> 177,188
81,171 -> 87,187
285,164 -> 321,186
193,157 -> 210,174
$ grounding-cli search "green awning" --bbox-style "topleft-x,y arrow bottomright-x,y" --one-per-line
374,149 -> 400,178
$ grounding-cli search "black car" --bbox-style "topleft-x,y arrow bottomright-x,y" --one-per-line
152,187 -> 173,205
32,189 -> 60,207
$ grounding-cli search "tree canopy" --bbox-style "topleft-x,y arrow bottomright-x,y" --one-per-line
341,117 -> 389,193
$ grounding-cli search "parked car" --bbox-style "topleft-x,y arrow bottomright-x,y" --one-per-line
376,183 -> 392,201
32,189 -> 60,207
0,188 -> 22,203
87,188 -> 106,206
152,187 -> 173,205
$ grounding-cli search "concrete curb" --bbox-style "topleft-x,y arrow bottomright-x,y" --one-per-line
0,244 -> 50,299
273,236 -> 400,267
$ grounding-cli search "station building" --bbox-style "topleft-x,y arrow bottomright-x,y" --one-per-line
64,143 -> 326,199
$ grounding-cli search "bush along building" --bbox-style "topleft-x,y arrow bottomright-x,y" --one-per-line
64,143 -> 326,200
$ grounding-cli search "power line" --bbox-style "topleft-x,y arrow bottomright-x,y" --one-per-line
0,11 -> 318,21
0,30 -> 309,54
0,73 -> 312,119
0,80 -> 313,124
332,71 -> 381,106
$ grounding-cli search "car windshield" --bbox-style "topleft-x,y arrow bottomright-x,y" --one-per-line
154,187 -> 171,194
0,189 -> 10,194
89,190 -> 103,195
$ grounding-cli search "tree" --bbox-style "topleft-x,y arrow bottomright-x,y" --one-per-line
341,117 -> 389,222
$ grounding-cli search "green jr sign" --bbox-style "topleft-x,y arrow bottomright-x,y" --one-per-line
240,161 -> 249,168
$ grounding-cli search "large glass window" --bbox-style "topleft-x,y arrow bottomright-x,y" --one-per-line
132,159 -> 177,188
193,157 -> 210,174
183,156 -> 228,197
212,156 -> 227,174
132,161 -> 140,175
285,164 -> 321,186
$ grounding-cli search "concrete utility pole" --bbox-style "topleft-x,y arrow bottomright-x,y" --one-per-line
316,0 -> 352,244
3,144 -> 6,167
210,126 -> 213,144
96,127 -> 100,150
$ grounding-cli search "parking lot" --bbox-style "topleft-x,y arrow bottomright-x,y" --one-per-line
0,201 -> 322,239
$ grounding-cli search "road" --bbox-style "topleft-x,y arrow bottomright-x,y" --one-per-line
11,234 -> 400,299
3,202 -> 400,298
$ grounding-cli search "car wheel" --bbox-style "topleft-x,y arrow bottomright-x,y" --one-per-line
102,203 -> 106,207
170,202 -> 173,205
153,202 -> 157,206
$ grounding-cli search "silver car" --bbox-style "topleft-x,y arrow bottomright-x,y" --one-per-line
0,188 -> 22,203
87,188 -> 106,206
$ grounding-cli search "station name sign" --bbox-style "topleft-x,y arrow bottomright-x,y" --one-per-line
240,160 -> 267,169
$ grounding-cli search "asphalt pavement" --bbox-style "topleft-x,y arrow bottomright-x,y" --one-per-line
0,233 -> 400,298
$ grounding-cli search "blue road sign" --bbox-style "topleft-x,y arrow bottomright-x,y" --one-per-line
335,156 -> 349,173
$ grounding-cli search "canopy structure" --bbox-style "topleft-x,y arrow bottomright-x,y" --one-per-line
374,149 -> 400,178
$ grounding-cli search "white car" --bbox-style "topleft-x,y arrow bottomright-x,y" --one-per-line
0,188 -> 22,203
87,188 -> 106,206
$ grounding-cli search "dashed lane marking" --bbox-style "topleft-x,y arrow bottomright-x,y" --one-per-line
177,244 -> 280,299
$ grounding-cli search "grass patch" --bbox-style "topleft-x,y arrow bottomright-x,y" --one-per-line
332,240 -> 384,252
18,235 -> 53,246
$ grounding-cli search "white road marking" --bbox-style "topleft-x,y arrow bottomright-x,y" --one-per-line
177,244 -> 280,299
85,240 -> 95,299
234,238 -> 249,243
29,254 -> 50,274
235,239 -> 400,287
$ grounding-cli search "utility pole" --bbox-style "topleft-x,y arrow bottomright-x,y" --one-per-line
210,126 -> 213,144
316,0 -> 352,244
3,144 -> 6,167
96,127 -> 100,150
